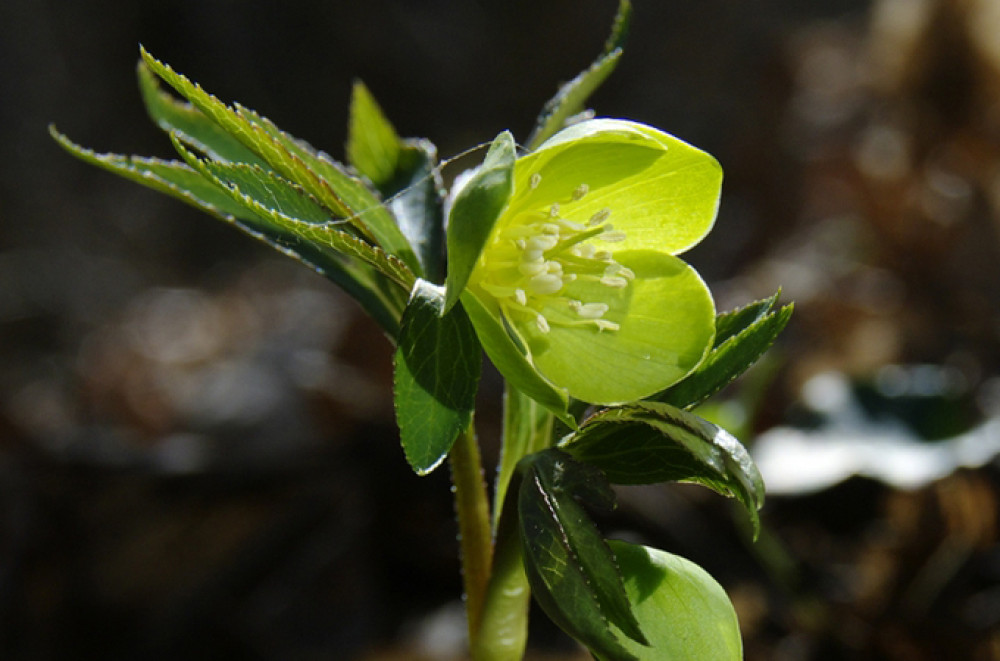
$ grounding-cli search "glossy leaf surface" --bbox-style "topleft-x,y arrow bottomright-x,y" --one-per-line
564,401 -> 764,536
601,541 -> 743,661
394,280 -> 481,474
518,449 -> 645,660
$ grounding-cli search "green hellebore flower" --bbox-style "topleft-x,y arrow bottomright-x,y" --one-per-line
447,119 -> 721,407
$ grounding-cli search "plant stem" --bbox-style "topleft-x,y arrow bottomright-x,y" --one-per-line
471,384 -> 556,661
450,420 -> 493,647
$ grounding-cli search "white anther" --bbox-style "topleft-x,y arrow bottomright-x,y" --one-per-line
515,288 -> 527,306
526,235 -> 558,251
541,223 -> 561,235
619,266 -> 636,280
549,203 -> 560,218
572,184 -> 589,201
594,250 -> 612,261
515,239 -> 527,250
522,249 -> 545,263
594,319 -> 620,332
536,314 -> 551,333
545,261 -> 563,275
576,302 -> 610,319
518,259 -> 547,277
530,172 -> 542,189
577,244 -> 596,259
589,208 -> 612,226
564,273 -> 577,281
529,273 -> 564,295
599,231 -> 627,243
600,276 -> 629,288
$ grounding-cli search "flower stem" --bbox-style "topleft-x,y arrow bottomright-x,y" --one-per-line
471,384 -> 556,661
450,420 -> 493,646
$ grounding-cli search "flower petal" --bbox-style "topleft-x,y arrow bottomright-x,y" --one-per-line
513,251 -> 715,404
512,119 -> 722,256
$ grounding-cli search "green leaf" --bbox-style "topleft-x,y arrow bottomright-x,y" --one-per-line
563,401 -> 764,536
385,141 -> 446,284
347,80 -> 403,189
394,280 -> 482,475
519,449 -> 646,659
137,61 -> 267,166
460,291 -> 570,424
601,540 -> 743,661
170,134 -> 416,292
655,294 -> 793,409
347,84 -> 445,280
139,46 -> 421,274
51,127 -> 406,337
525,0 -> 631,150
443,130 -> 516,312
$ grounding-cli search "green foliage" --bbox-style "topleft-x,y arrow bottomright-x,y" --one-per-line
54,2 -> 793,658
563,401 -> 765,536
604,540 -> 743,661
444,131 -> 517,312
656,292 -> 793,409
518,449 -> 646,660
394,280 -> 481,475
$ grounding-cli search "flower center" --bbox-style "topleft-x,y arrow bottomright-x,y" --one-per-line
473,176 -> 634,334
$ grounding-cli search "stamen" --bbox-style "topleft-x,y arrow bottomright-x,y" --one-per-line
474,192 -> 634,336
576,302 -> 610,319
529,273 -> 564,295
588,208 -> 611,226
518,259 -> 547,276
530,172 -> 542,189
600,275 -> 629,288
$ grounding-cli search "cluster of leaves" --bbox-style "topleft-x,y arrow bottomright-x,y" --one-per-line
53,2 -> 792,658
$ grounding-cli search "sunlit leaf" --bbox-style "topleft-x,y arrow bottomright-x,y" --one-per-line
443,130 -> 516,312
137,61 -> 266,166
600,540 -> 743,661
139,46 -> 421,273
51,127 -> 405,336
347,80 -> 403,189
526,0 -> 632,150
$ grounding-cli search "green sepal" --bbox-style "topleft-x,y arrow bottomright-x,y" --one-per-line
655,292 -> 793,409
443,130 -> 516,312
562,401 -> 764,537
525,0 -> 631,150
601,540 -> 743,661
460,291 -> 571,425
139,46 -> 422,274
518,449 -> 647,659
394,280 -> 482,475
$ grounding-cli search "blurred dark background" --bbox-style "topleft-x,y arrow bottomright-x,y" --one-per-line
2,0 -> 999,659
